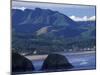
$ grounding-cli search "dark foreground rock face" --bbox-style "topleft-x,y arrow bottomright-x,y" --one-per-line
42,54 -> 73,71
12,52 -> 34,73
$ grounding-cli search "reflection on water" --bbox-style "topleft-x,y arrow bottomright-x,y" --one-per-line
32,52 -> 96,72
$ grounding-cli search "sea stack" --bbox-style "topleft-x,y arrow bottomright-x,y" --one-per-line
12,52 -> 34,73
41,53 -> 73,71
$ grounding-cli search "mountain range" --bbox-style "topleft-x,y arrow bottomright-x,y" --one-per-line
12,8 -> 96,54
12,8 -> 95,38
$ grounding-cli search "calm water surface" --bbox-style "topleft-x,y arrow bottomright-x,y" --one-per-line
32,52 -> 96,72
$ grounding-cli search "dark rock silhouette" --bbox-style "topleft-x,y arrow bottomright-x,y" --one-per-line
41,54 -> 73,71
12,52 -> 34,73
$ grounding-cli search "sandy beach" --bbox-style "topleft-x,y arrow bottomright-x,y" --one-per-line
25,51 -> 96,61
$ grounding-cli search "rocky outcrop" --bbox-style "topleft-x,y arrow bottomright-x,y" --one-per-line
41,54 -> 73,71
12,52 -> 34,73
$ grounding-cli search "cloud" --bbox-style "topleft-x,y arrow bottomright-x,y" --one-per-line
70,16 -> 95,21
13,7 -> 26,11
89,16 -> 96,21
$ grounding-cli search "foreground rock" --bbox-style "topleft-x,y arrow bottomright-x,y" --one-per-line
12,52 -> 34,73
42,54 -> 73,71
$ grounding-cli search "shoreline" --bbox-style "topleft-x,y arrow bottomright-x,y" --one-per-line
25,51 -> 96,61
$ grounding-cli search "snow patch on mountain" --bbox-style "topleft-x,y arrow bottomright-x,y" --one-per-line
36,26 -> 52,36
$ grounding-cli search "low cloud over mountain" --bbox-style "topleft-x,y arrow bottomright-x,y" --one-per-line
70,16 -> 95,21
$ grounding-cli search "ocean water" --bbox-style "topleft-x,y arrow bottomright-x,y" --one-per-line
32,52 -> 96,72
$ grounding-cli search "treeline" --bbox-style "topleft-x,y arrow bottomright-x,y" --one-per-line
12,33 -> 96,55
